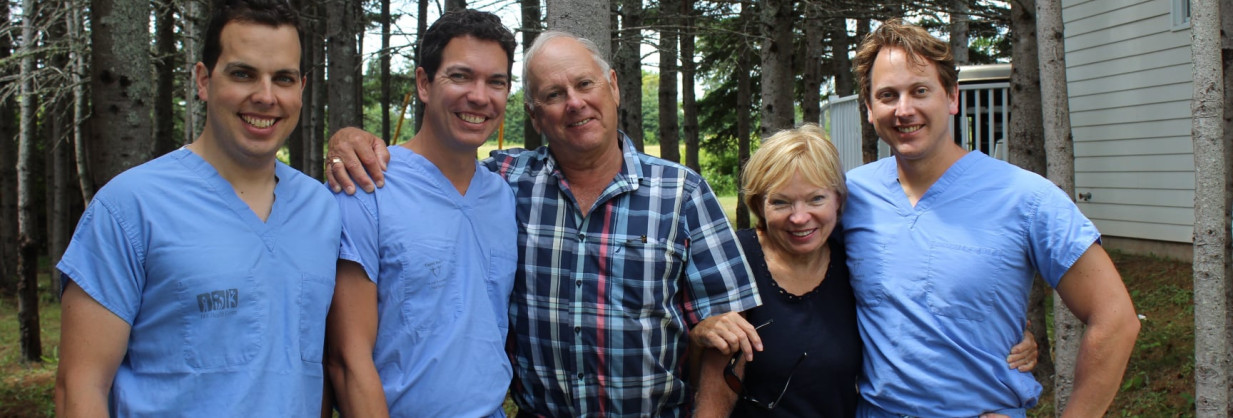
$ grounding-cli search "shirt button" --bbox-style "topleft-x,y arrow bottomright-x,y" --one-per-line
578,232 -> 586,241
575,280 -> 582,287
577,372 -> 584,379
574,326 -> 581,333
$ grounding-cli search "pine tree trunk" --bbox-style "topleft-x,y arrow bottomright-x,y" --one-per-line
183,0 -> 207,143
17,0 -> 44,361
89,0 -> 154,187
153,0 -> 178,156
856,19 -> 878,164
414,0 -> 428,134
831,18 -> 853,97
45,8 -> 71,298
327,0 -> 363,145
307,0 -> 327,179
380,0 -> 392,143
800,7 -> 824,125
615,0 -> 641,151
1008,0 -> 1054,396
1035,0 -> 1081,411
522,0 -> 544,149
949,0 -> 970,65
0,0 -> 16,294
734,1 -> 754,230
758,0 -> 793,136
546,0 -> 611,60
1191,0 -> 1230,415
679,0 -> 699,173
1220,2 -> 1233,413
68,0 -> 93,204
657,0 -> 680,163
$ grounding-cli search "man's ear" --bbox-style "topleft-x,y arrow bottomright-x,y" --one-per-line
608,69 -> 620,108
947,84 -> 960,116
416,67 -> 431,103
194,62 -> 211,102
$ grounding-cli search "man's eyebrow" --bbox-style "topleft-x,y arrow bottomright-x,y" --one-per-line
441,64 -> 509,79
222,62 -> 301,78
223,62 -> 256,73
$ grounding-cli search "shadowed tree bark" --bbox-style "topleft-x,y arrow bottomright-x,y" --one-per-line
680,0 -> 699,172
1007,0 -> 1054,397
657,0 -> 680,163
0,0 -> 17,294
546,0 -> 611,60
1035,0 -> 1081,410
615,0 -> 642,151
523,0 -> 544,149
1191,0 -> 1231,415
327,0 -> 363,174
381,0 -> 392,143
758,0 -> 793,136
17,0 -> 43,362
89,0 -> 154,187
153,0 -> 178,156
735,0 -> 754,230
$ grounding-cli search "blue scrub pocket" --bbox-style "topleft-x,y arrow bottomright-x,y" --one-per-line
399,240 -> 461,343
924,240 -> 1004,321
180,272 -> 264,369
299,273 -> 335,363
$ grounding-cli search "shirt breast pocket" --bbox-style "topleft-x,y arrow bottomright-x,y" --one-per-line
924,240 -> 1006,321
178,272 -> 264,370
610,238 -> 683,318
848,255 -> 888,308
398,241 -> 461,343
298,273 -> 334,363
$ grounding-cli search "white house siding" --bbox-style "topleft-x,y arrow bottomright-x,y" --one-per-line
1062,0 -> 1195,243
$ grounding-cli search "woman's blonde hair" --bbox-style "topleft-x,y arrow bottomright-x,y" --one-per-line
741,123 -> 846,230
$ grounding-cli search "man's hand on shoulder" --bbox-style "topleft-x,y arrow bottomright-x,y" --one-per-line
325,127 -> 391,194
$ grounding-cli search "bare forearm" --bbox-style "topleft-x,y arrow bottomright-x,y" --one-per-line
1060,315 -> 1140,417
694,349 -> 736,418
56,380 -> 110,418
326,361 -> 390,418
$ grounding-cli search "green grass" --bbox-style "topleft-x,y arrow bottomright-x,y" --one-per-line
0,275 -> 60,418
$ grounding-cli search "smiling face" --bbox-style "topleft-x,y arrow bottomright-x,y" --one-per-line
195,21 -> 303,167
525,36 -> 621,159
762,173 -> 840,258
865,46 -> 960,163
417,35 -> 511,151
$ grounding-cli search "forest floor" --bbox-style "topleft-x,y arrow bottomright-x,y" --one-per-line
0,251 -> 1198,417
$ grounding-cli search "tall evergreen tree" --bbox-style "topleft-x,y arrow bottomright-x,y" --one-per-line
1191,0 -> 1230,415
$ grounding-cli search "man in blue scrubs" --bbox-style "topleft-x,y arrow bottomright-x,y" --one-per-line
323,10 -> 518,417
842,19 -> 1140,417
54,1 -> 339,416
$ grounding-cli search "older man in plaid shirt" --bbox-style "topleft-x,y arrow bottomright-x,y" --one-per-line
327,30 -> 760,417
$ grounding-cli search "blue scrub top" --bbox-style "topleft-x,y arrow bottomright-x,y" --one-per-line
337,146 -> 517,417
58,148 -> 341,417
843,152 -> 1099,417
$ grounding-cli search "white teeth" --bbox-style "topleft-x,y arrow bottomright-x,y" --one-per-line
242,115 -> 275,128
458,113 -> 486,123
897,125 -> 922,133
790,230 -> 812,237
569,118 -> 592,127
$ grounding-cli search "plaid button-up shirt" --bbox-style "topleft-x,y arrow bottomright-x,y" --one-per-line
484,133 -> 760,417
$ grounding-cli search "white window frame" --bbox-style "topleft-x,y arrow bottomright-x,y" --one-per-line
1171,0 -> 1191,30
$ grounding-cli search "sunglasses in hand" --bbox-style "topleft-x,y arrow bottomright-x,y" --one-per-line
721,319 -> 808,411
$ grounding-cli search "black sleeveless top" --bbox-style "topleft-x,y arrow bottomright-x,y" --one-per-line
730,229 -> 861,418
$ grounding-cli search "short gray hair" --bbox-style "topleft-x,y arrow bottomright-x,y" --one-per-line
523,30 -> 612,111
